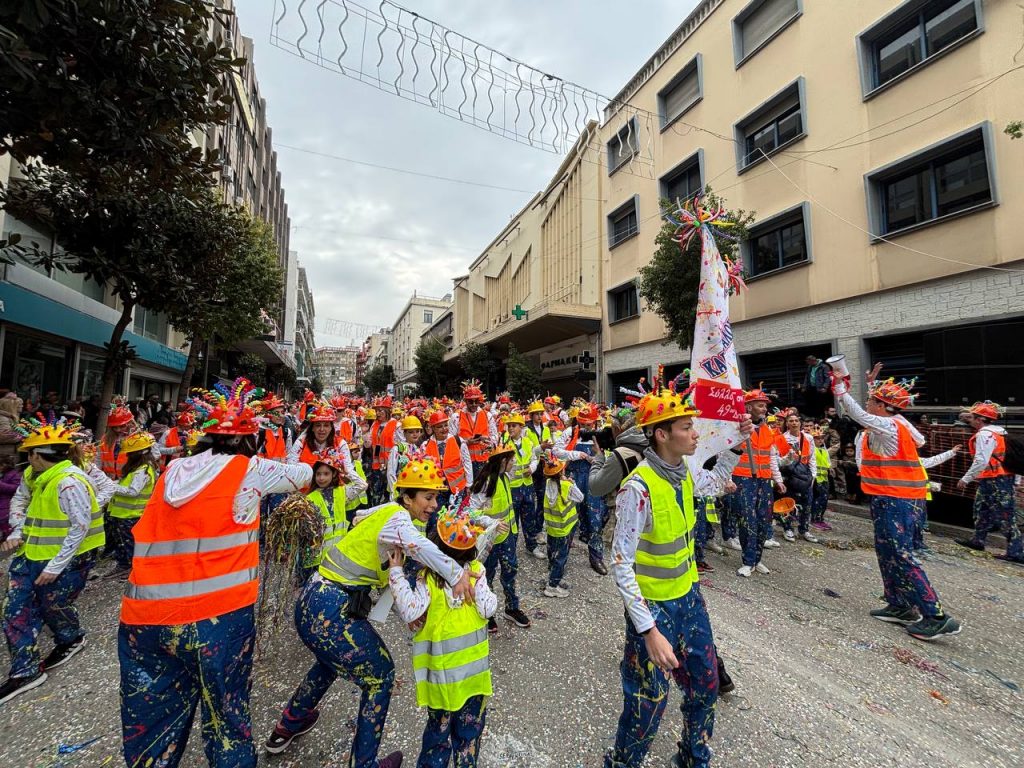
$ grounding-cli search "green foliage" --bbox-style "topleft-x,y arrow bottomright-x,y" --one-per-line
460,341 -> 495,386
1006,121 -> 1023,140
309,376 -> 324,396
637,190 -> 754,352
414,337 -> 449,397
505,344 -> 540,402
235,353 -> 267,387
363,364 -> 394,395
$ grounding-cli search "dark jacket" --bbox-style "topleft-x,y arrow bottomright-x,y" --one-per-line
588,427 -> 647,497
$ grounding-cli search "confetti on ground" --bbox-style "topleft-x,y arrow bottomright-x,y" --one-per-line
928,689 -> 950,705
822,588 -> 842,599
892,647 -> 949,679
863,698 -> 893,716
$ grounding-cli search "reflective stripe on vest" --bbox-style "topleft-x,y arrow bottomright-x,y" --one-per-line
99,439 -> 127,479
320,502 -> 403,587
308,487 -> 349,564
371,420 -> 398,470
108,465 -> 156,519
120,455 -> 257,625
732,425 -> 776,479
859,421 -> 928,500
628,465 -> 696,602
22,461 -> 104,561
970,430 -> 1011,479
425,437 -> 468,494
348,460 -> 369,511
413,562 -> 491,711
814,446 -> 830,483
490,477 -> 517,544
459,411 -> 490,463
510,440 -> 533,488
703,496 -> 719,525
543,479 -> 578,538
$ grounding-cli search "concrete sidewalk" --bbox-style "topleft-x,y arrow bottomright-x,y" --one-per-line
0,511 -> 1021,767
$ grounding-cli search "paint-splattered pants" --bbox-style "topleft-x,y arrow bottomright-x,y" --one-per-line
278,576 -> 395,768
719,492 -> 738,541
780,488 -> 810,535
694,497 -> 711,562
568,455 -> 608,562
118,605 -> 257,768
546,530 -> 574,588
107,516 -> 139,570
870,496 -> 943,618
735,477 -> 772,567
3,551 -> 96,678
512,484 -> 542,551
810,480 -> 829,523
605,587 -> 718,768
484,531 -> 520,611
367,469 -> 388,507
417,695 -> 488,768
970,476 -> 1024,560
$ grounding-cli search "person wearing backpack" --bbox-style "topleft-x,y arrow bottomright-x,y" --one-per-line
955,401 -> 1023,564
777,412 -> 819,544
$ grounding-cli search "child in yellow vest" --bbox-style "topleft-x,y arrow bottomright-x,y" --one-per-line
388,507 -> 497,768
541,453 -> 583,598
107,431 -> 159,575
301,448 -> 365,582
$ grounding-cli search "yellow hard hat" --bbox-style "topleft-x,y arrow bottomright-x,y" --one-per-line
394,458 -> 448,491
18,421 -> 76,452
121,431 -> 156,454
635,389 -> 699,429
503,412 -> 525,426
364,408 -> 377,421
526,400 -> 545,414
401,415 -> 423,431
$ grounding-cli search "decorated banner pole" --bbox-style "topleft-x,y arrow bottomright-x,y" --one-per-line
664,196 -> 747,464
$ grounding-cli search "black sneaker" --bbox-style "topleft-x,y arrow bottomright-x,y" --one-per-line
42,637 -> 86,671
487,617 -> 499,634
589,556 -> 608,576
717,656 -> 735,695
907,615 -> 961,641
378,751 -> 404,768
0,672 -> 48,705
870,605 -> 921,625
503,608 -> 532,628
954,538 -> 985,552
264,710 -> 320,754
994,554 -> 1024,565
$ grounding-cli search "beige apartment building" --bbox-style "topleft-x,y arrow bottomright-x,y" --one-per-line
447,124 -> 605,399
391,293 -> 452,392
601,0 -> 1024,407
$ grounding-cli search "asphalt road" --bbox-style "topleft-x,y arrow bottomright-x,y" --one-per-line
1,511 -> 1022,768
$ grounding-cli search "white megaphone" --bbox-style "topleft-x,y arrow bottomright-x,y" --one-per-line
825,354 -> 849,379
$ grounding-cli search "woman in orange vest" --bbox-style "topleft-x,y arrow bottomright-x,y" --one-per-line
777,411 -> 820,544
156,407 -> 193,467
831,364 -> 960,641
288,401 -> 359,481
256,393 -> 292,462
449,380 -> 496,476
118,379 -> 312,768
423,410 -> 472,512
368,396 -> 400,506
98,403 -> 137,479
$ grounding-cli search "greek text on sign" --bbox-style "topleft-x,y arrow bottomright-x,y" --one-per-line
694,380 -> 745,422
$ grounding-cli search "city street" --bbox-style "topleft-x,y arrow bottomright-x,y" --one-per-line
1,511 -> 1021,768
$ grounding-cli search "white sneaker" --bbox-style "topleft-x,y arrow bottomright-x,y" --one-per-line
725,537 -> 742,551
802,532 -> 819,543
737,565 -> 753,578
707,540 -> 724,555
763,538 -> 781,549
531,546 -> 547,559
543,585 -> 570,598
754,562 -> 770,574
783,530 -> 796,542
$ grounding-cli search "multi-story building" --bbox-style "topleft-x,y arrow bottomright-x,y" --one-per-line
421,308 -> 455,354
356,330 -> 391,389
599,0 -> 1023,406
315,346 -> 359,392
447,124 -> 604,399
295,265 -> 317,382
391,293 -> 452,392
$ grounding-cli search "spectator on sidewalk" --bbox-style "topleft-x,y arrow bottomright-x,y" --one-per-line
803,355 -> 831,417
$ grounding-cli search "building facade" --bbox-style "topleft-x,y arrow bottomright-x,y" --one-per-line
598,0 -> 1023,406
295,265 -> 317,382
421,308 -> 455,353
356,330 -> 391,389
315,346 -> 359,392
391,293 -> 452,392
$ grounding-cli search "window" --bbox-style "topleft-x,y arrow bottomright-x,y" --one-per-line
658,55 -> 702,129
660,152 -> 704,204
734,79 -> 806,171
423,310 -> 433,324
733,0 -> 801,66
607,197 -> 639,248
608,283 -> 639,323
742,203 -> 810,278
858,0 -> 981,96
865,125 -> 995,236
133,306 -> 169,343
607,118 -> 640,175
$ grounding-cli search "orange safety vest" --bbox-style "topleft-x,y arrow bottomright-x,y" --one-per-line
99,437 -> 128,479
120,455 -> 258,625
784,432 -> 812,464
733,424 -> 779,480
969,430 -> 1011,479
299,434 -> 342,468
545,413 -> 564,432
424,436 -> 468,494
860,420 -> 928,499
370,420 -> 398,470
260,427 -> 288,461
338,420 -> 355,444
564,426 -> 580,452
458,411 -> 491,464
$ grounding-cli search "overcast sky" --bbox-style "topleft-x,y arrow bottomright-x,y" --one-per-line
234,0 -> 697,347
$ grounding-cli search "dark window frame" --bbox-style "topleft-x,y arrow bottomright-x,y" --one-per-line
657,54 -> 703,132
607,196 -> 640,249
732,0 -> 803,68
608,281 -> 640,324
741,202 -> 812,281
660,150 -> 706,206
733,77 -> 806,173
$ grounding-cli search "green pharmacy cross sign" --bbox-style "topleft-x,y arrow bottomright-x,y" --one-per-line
512,304 -> 528,320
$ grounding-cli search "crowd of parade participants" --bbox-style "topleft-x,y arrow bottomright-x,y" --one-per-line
0,366 -> 1019,768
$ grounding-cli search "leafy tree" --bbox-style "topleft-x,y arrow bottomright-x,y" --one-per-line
353,382 -> 366,397
363,364 -> 394,395
235,353 -> 267,387
637,190 -> 754,352
414,337 -> 449,397
267,364 -> 296,394
505,344 -> 540,402
460,341 -> 495,387
1006,121 -> 1023,140
309,376 -> 325,396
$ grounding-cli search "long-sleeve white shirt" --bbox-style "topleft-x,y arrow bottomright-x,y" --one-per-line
386,441 -> 425,494
448,409 -> 497,446
922,448 -> 958,471
286,435 -> 357,480
544,477 -> 584,507
510,436 -> 540,475
111,465 -> 154,500
611,451 -> 740,633
780,431 -> 817,478
553,427 -> 595,463
370,505 -> 465,587
838,393 -> 925,458
388,564 -> 497,624
962,426 -> 1006,484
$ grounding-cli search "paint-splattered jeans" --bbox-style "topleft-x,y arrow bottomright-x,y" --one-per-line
605,587 -> 718,768
694,497 -> 711,562
278,575 -> 395,768
780,488 -> 811,535
970,475 -> 1024,560
735,476 -> 773,567
417,695 -> 488,768
3,550 -> 97,678
107,516 -> 139,570
719,492 -> 738,541
870,496 -> 943,618
546,529 -> 574,588
367,469 -> 388,507
810,480 -> 829,523
484,531 -> 520,611
568,452 -> 608,562
119,605 -> 257,768
512,484 -> 542,551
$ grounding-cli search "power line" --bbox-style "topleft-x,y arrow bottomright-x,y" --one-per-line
291,224 -> 479,251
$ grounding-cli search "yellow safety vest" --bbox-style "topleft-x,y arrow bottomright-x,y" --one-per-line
814,446 -> 831,484
348,460 -> 369,511
413,562 -> 492,712
319,502 -> 402,587
543,479 -> 578,538
308,486 -> 350,565
920,460 -> 933,502
509,439 -> 533,489
108,465 -> 156,520
488,476 -> 517,544
704,495 -> 719,525
628,465 -> 696,602
22,460 -> 104,561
